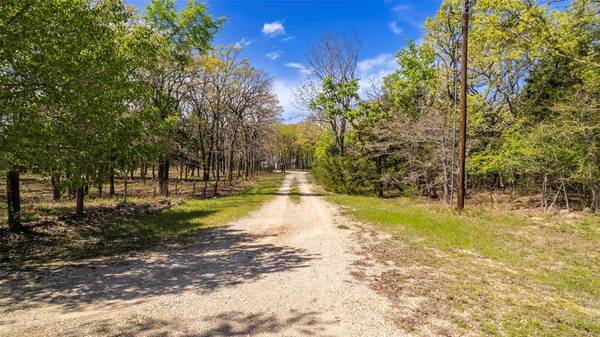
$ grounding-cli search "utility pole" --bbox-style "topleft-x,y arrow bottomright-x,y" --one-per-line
456,0 -> 469,210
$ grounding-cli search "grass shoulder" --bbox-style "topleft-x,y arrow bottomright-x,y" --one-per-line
324,191 -> 600,336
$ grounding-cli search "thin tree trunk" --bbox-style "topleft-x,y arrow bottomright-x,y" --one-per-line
109,169 -> 115,197
214,152 -> 220,196
228,147 -> 234,185
158,157 -> 169,196
51,174 -> 61,201
141,162 -> 147,184
561,176 -> 569,211
123,173 -> 128,203
6,168 -> 22,231
76,186 -> 84,217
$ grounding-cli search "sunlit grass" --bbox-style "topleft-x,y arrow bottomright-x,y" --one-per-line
139,174 -> 284,238
327,193 -> 600,336
1,174 -> 284,268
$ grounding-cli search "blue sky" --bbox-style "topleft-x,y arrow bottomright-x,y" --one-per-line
127,0 -> 443,122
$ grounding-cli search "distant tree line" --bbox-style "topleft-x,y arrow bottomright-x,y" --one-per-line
0,0 -> 281,231
304,0 -> 600,210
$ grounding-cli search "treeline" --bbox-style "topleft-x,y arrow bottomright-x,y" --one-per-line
270,123 -> 320,170
305,0 -> 600,210
0,0 -> 280,231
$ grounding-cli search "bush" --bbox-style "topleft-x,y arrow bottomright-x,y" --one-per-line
312,153 -> 377,195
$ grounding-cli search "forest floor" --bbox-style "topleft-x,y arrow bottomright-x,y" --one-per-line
0,174 -> 284,270
0,172 -> 402,337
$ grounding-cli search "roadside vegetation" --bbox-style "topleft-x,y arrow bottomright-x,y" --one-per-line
328,193 -> 600,336
292,3 -> 600,332
0,173 -> 283,270
1,0 -> 283,233
292,0 -> 600,213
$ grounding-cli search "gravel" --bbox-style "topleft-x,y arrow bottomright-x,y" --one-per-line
0,172 -> 401,336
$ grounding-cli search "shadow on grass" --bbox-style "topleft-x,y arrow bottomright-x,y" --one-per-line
1,174 -> 285,270
0,226 -> 317,313
0,205 -> 220,269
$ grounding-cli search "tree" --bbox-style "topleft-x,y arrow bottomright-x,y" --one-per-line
308,77 -> 359,156
145,0 -> 223,196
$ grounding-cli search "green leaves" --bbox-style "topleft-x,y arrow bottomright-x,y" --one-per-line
383,41 -> 437,118
309,77 -> 359,120
145,0 -> 223,59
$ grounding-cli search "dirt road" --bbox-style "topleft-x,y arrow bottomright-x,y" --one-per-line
1,172 -> 399,336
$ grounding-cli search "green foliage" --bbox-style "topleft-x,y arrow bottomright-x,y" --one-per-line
145,0 -> 224,59
308,0 -> 600,208
271,122 -> 321,169
308,76 -> 360,156
383,41 -> 437,117
308,77 -> 360,121
0,0 -> 227,218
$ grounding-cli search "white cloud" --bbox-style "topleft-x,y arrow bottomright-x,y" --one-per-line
272,79 -> 307,122
388,21 -> 403,35
358,53 -> 397,74
281,36 -> 295,42
392,4 -> 412,13
266,51 -> 282,60
357,53 -> 399,96
285,62 -> 311,75
391,4 -> 423,30
234,37 -> 252,49
262,21 -> 285,37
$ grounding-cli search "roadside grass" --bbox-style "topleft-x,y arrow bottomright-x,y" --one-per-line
288,177 -> 301,203
328,193 -> 600,336
0,174 -> 284,269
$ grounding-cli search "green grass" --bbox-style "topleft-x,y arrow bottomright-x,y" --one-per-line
327,193 -> 600,336
135,174 -> 284,239
1,174 -> 284,269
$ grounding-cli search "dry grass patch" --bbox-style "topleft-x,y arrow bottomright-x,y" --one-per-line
330,194 -> 600,336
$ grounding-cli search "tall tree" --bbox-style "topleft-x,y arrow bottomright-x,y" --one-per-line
145,0 -> 223,196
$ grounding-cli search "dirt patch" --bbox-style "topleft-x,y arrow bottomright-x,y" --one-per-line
348,228 -> 460,336
1,172 -> 401,337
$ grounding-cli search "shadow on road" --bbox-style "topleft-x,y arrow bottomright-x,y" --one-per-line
0,226 -> 318,313
57,310 -> 334,337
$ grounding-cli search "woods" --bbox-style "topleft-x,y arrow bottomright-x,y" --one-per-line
1,1 -> 599,336
0,0 -> 281,230
306,0 -> 600,210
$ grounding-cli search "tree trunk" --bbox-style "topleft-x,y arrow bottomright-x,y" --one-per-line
6,168 -> 22,231
109,169 -> 115,196
123,173 -> 128,203
213,153 -> 220,196
76,186 -> 84,217
158,157 -> 169,196
376,157 -> 384,198
97,183 -> 103,198
141,162 -> 147,184
228,147 -> 234,185
51,174 -> 61,201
